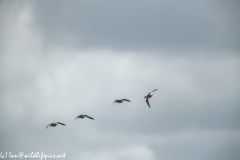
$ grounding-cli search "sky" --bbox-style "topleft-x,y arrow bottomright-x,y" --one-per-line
0,0 -> 240,160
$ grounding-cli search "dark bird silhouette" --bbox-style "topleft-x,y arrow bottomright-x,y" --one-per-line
74,114 -> 94,121
112,99 -> 131,105
46,122 -> 66,129
144,89 -> 158,108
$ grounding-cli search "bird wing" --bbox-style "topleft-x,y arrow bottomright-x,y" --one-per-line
58,122 -> 66,126
85,115 -> 94,120
112,100 -> 116,105
146,98 -> 151,108
150,89 -> 158,93
46,124 -> 51,129
122,99 -> 131,102
74,116 -> 79,121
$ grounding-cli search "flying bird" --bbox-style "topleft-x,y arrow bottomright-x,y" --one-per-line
144,89 -> 158,108
46,122 -> 66,129
74,114 -> 94,121
112,99 -> 131,105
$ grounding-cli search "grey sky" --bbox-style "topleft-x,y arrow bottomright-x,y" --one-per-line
0,0 -> 240,160
29,0 -> 240,51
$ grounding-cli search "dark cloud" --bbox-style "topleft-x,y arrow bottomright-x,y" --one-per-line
28,0 -> 240,51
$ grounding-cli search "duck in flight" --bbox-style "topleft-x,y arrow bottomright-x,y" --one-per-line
112,99 -> 131,105
74,114 -> 94,121
144,89 -> 158,108
46,122 -> 66,129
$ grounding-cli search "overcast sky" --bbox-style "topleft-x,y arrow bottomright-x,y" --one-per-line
0,0 -> 240,160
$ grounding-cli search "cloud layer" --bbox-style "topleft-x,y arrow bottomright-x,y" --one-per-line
0,1 -> 239,160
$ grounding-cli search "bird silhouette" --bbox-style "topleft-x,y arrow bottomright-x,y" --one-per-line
112,99 -> 131,105
74,114 -> 94,121
46,122 -> 66,129
144,89 -> 158,108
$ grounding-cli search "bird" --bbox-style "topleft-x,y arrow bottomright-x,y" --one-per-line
74,114 -> 94,121
112,99 -> 131,105
144,89 -> 158,108
46,122 -> 66,129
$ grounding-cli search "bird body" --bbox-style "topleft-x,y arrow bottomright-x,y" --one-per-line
74,114 -> 94,121
112,99 -> 131,105
144,89 -> 158,108
46,122 -> 66,129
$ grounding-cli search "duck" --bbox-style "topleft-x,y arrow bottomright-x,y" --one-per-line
74,114 -> 94,121
112,99 -> 131,105
46,122 -> 66,129
144,89 -> 158,108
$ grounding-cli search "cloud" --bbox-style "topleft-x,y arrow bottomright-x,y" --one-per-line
0,1 -> 239,160
27,0 -> 240,51
75,145 -> 156,160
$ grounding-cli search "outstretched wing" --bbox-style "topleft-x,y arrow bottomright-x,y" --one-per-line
146,98 -> 151,108
150,89 -> 158,93
112,100 -> 116,105
85,115 -> 94,120
122,99 -> 131,102
58,122 -> 66,126
46,124 -> 51,129
74,115 -> 79,121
